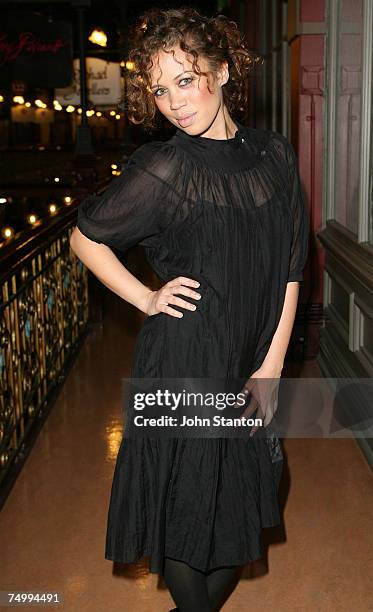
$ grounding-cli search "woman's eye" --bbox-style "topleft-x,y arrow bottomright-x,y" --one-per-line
153,77 -> 194,97
179,77 -> 193,87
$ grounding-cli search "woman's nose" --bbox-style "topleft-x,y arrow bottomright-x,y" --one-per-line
169,93 -> 187,111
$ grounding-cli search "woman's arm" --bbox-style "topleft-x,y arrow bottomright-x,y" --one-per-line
260,281 -> 300,376
70,227 -> 152,314
239,281 -> 300,431
70,227 -> 201,318
259,137 -> 309,377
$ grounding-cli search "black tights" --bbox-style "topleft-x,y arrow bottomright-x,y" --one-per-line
163,556 -> 243,612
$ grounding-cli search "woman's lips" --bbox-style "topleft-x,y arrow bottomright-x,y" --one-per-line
176,112 -> 197,128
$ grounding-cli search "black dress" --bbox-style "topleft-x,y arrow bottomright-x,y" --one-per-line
76,119 -> 309,573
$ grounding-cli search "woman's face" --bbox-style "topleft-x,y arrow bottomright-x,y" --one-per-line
149,45 -> 228,136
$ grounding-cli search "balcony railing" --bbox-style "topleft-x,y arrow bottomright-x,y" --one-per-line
0,200 -> 89,507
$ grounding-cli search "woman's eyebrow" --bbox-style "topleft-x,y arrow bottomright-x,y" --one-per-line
150,70 -> 193,89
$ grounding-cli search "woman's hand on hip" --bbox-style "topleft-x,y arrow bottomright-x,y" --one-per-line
143,276 -> 201,318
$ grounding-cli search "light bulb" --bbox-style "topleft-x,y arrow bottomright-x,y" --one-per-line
88,28 -> 107,47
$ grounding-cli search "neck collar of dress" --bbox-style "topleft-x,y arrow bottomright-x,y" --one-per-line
169,119 -> 269,173
173,119 -> 247,149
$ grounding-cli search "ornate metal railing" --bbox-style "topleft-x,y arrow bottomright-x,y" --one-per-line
0,203 -> 89,505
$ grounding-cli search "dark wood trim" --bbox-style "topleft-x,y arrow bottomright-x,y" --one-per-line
317,221 -> 373,293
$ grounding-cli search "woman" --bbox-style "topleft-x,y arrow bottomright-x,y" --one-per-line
70,7 -> 309,611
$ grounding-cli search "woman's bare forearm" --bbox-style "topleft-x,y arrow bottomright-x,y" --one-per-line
69,227 -> 152,313
262,282 -> 300,374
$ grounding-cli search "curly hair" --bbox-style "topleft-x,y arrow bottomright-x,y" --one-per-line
124,6 -> 263,130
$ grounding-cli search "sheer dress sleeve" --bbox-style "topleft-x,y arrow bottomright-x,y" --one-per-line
76,142 -> 179,253
285,141 -> 309,283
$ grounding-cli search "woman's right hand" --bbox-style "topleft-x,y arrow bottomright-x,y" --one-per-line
143,276 -> 202,318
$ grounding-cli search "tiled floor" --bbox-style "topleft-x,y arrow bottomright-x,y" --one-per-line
1,289 -> 372,611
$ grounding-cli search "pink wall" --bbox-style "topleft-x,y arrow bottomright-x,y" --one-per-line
290,0 -> 326,357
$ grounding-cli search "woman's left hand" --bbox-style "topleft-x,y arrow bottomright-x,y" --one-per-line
233,362 -> 282,436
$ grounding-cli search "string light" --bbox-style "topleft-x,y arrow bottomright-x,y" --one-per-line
0,194 -> 88,244
125,61 -> 135,71
27,213 -> 38,225
8,98 -> 117,119
4,89 -> 131,123
1,156 -> 129,243
35,99 -> 47,108
2,227 -> 14,239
